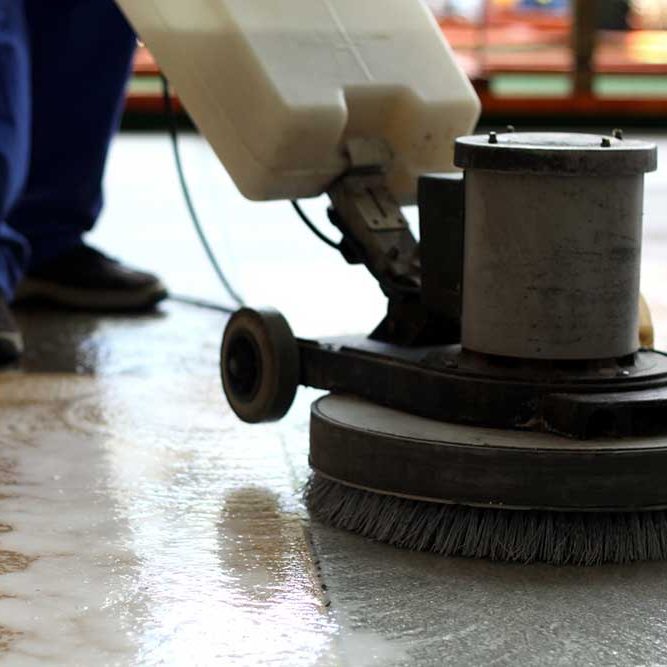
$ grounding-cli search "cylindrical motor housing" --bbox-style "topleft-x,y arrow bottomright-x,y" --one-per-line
454,132 -> 657,361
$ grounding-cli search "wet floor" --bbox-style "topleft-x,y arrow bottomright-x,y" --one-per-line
1,131 -> 667,665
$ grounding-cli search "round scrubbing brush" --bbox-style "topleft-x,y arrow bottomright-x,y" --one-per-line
305,393 -> 667,566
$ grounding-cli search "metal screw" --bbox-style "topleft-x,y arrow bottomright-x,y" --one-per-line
601,137 -> 612,148
488,131 -> 498,145
613,128 -> 624,140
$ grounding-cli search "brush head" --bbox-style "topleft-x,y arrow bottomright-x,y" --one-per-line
308,395 -> 667,565
305,475 -> 667,566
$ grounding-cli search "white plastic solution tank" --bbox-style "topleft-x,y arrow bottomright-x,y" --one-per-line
116,0 -> 481,202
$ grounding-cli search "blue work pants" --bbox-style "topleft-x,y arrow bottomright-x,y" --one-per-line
0,0 -> 136,300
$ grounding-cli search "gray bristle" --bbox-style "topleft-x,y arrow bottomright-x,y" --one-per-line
304,475 -> 667,566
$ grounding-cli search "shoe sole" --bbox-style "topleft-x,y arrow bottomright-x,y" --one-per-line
13,279 -> 169,312
0,331 -> 24,364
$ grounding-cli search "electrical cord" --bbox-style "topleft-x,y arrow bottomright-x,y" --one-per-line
160,74 -> 244,311
160,75 -> 341,317
169,293 -> 238,314
290,200 -> 341,250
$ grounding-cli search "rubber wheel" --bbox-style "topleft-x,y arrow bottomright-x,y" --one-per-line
221,308 -> 299,423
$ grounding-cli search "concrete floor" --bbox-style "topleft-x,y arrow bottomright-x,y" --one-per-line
0,130 -> 667,665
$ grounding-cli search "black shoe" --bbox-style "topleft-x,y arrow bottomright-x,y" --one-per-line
0,297 -> 23,364
14,245 -> 168,312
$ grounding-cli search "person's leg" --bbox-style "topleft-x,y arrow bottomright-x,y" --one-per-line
0,0 -> 31,304
7,0 -> 136,267
9,0 -> 167,311
0,1 -> 31,361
